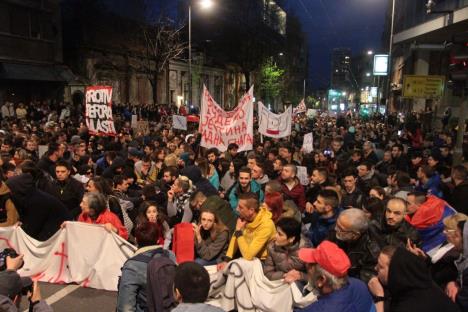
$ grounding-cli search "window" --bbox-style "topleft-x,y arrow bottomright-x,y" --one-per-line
10,6 -> 29,37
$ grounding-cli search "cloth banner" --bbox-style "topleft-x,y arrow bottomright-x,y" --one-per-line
296,166 -> 309,186
135,120 -> 150,135
173,115 -> 188,130
208,258 -> 317,312
293,99 -> 306,115
199,85 -> 254,152
302,133 -> 314,153
0,222 -> 136,291
258,102 -> 291,138
85,86 -> 117,136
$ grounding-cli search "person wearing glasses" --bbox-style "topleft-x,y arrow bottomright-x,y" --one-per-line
329,208 -> 380,283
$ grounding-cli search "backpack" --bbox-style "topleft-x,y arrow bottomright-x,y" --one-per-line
0,193 -> 10,223
118,248 -> 174,312
147,253 -> 177,312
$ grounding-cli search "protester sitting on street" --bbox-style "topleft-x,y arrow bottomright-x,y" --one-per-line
77,192 -> 128,240
218,192 -> 276,270
329,208 -> 380,283
416,165 -> 444,198
264,217 -> 310,283
172,262 -> 224,312
406,192 -> 456,254
448,165 -> 468,215
167,175 -> 194,227
117,221 -> 175,312
440,213 -> 468,311
368,245 -> 460,312
264,191 -> 284,223
195,157 -> 220,191
362,197 -> 385,222
134,155 -> 158,186
369,197 -> 420,249
227,166 -> 264,213
279,164 -> 306,212
189,191 -> 237,234
306,189 -> 341,247
193,208 -> 229,266
295,241 -> 375,312
135,201 -> 170,248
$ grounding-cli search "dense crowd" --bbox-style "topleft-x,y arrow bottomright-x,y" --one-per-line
0,98 -> 467,312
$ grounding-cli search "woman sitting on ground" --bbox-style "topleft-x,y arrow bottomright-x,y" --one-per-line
135,201 -> 171,249
263,217 -> 310,283
77,192 -> 128,240
193,208 -> 230,266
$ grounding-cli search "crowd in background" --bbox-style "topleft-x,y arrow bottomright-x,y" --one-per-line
0,98 -> 467,312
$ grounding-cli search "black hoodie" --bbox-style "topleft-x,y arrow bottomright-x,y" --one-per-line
180,166 -> 218,197
387,247 -> 460,312
6,173 -> 71,241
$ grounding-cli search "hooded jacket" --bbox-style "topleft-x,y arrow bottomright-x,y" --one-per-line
387,247 -> 460,312
227,180 -> 264,212
225,206 -> 276,261
6,173 -> 71,241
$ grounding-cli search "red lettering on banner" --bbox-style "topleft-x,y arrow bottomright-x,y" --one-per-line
32,272 -> 46,282
52,242 -> 68,284
81,276 -> 91,288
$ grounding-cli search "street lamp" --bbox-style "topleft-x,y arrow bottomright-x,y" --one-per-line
367,50 -> 373,55
189,0 -> 214,107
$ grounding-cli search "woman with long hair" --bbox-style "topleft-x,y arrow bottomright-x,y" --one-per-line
195,157 -> 219,190
193,208 -> 230,265
135,201 -> 171,248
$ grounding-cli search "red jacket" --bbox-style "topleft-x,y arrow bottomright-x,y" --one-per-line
78,209 -> 128,240
280,178 -> 306,212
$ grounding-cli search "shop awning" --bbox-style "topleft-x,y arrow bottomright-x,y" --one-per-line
0,62 -> 75,82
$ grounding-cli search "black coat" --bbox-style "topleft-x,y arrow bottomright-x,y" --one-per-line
369,218 -> 420,249
50,177 -> 85,219
387,247 -> 460,312
448,181 -> 468,215
6,173 -> 71,241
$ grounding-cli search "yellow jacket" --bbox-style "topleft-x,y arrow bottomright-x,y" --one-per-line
226,206 -> 276,261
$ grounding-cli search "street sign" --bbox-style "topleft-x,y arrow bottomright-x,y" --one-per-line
402,75 -> 445,99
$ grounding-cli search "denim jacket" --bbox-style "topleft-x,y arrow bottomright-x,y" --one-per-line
117,246 -> 176,312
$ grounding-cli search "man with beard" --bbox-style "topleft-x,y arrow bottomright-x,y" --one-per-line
227,167 -> 264,213
306,189 -> 341,246
369,198 -> 420,249
279,164 -> 306,212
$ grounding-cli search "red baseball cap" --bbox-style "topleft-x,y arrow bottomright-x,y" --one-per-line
298,241 -> 351,277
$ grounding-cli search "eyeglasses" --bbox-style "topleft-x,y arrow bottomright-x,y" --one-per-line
443,229 -> 457,235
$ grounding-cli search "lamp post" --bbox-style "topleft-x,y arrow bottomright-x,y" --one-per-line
385,0 -> 396,112
188,0 -> 213,108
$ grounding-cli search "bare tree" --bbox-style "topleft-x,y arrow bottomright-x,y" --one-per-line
141,16 -> 187,105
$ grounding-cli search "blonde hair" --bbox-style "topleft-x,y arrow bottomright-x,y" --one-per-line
164,153 -> 179,167
443,213 -> 468,231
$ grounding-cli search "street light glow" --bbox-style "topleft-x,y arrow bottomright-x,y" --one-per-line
200,0 -> 214,10
366,72 -> 371,77
367,50 -> 373,55
279,52 -> 284,56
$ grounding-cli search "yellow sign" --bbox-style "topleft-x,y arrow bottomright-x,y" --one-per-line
402,75 -> 445,99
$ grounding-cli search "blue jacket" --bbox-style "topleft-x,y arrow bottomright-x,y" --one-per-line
307,208 -> 341,247
295,278 -> 376,312
227,180 -> 264,214
117,247 -> 176,312
416,174 -> 443,198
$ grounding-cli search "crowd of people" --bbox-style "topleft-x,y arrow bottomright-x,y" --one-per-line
0,98 -> 467,312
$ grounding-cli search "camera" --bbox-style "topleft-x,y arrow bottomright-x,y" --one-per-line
0,248 -> 22,271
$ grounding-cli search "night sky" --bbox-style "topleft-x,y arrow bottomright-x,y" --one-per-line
282,0 -> 388,89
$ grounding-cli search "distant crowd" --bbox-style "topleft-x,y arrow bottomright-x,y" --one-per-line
0,98 -> 467,312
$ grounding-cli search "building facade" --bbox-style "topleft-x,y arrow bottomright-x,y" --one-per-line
0,0 -> 73,105
331,48 -> 352,91
389,0 -> 468,119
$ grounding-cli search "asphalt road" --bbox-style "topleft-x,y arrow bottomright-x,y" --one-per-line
19,282 -> 117,312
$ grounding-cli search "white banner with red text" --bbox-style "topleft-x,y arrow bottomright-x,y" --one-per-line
258,102 -> 292,138
0,222 -> 136,291
199,85 -> 254,152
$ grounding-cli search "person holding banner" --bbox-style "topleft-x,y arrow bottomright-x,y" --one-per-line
77,192 -> 128,240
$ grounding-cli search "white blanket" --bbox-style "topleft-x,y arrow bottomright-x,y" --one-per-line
0,222 -> 136,291
208,258 -> 317,312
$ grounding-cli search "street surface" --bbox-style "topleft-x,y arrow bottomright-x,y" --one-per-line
19,283 -> 117,312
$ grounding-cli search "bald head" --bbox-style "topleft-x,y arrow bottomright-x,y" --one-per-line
385,198 -> 407,227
